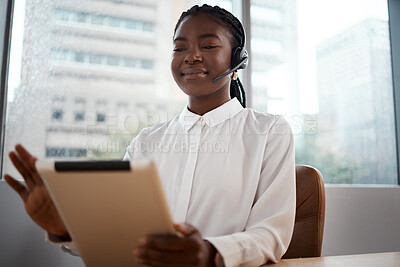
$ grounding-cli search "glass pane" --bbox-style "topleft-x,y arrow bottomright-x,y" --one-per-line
250,0 -> 397,184
194,0 -> 232,12
4,0 -> 197,178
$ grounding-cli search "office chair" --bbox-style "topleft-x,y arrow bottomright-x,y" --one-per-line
282,165 -> 325,259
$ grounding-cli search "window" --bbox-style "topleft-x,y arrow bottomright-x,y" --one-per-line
107,56 -> 119,66
74,111 -> 85,122
250,5 -> 282,24
96,113 -> 106,123
50,49 -> 154,71
251,38 -> 283,56
1,0 -> 189,168
249,0 -> 397,184
74,97 -> 86,104
52,95 -> 65,102
89,54 -> 102,65
53,8 -> 155,34
46,147 -> 87,158
1,0 -> 399,185
51,109 -> 64,121
197,0 -> 232,11
96,99 -> 107,105
116,101 -> 128,108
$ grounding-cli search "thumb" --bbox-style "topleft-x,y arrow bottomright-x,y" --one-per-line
174,223 -> 197,237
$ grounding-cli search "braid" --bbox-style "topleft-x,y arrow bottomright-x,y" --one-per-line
174,4 -> 247,108
229,75 -> 246,108
236,77 -> 246,108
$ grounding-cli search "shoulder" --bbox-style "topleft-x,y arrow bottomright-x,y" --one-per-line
239,108 -> 292,136
134,115 -> 181,141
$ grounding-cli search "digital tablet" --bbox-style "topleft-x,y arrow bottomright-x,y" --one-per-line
37,159 -> 175,267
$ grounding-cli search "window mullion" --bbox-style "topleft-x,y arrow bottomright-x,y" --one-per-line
388,0 -> 400,185
0,0 -> 13,177
241,0 -> 252,107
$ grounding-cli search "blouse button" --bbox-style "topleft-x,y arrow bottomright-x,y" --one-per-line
199,117 -> 204,122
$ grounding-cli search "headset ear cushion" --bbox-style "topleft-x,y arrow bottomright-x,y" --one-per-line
231,47 -> 248,70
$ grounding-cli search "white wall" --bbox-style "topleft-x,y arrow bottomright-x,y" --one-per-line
322,185 -> 400,256
0,181 -> 85,267
1,181 -> 400,266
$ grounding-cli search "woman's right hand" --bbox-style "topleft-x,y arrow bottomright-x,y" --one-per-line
3,144 -> 69,238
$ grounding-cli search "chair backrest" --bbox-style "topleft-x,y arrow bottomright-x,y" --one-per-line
282,165 -> 325,259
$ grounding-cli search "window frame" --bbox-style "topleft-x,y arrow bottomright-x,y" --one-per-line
0,0 -> 399,185
388,0 -> 400,184
0,0 -> 13,175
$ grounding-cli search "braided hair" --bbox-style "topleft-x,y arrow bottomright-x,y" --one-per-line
174,4 -> 247,108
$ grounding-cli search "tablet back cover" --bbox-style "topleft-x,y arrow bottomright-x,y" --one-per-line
37,160 -> 174,267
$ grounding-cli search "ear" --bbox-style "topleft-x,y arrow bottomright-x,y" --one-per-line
231,47 -> 248,70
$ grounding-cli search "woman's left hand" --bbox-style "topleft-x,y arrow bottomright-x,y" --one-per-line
134,223 -> 216,266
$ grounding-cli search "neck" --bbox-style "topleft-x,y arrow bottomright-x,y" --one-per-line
187,94 -> 231,116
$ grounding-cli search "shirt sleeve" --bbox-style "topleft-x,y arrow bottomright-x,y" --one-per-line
205,117 -> 296,267
123,136 -> 138,161
45,232 -> 80,256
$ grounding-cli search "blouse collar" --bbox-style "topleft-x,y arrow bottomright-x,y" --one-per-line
178,98 -> 244,132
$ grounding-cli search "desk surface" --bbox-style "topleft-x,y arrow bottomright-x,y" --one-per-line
264,252 -> 400,267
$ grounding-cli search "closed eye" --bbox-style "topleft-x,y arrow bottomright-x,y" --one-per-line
203,45 -> 218,49
173,48 -> 186,52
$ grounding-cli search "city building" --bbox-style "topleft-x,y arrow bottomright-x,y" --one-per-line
316,18 -> 397,184
4,0 -> 188,170
250,0 -> 299,115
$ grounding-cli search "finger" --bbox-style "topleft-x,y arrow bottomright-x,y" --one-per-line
15,144 -> 34,159
28,157 -> 44,186
15,145 -> 43,186
134,246 -> 195,265
4,174 -> 29,202
140,234 -> 188,251
9,151 -> 36,191
174,223 -> 197,237
135,256 -> 191,267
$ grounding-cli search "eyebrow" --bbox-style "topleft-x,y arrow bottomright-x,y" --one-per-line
173,34 -> 222,42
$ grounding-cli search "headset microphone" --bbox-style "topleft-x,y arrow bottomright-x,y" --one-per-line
211,14 -> 249,84
211,57 -> 248,83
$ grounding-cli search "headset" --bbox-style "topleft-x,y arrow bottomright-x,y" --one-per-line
212,17 -> 249,83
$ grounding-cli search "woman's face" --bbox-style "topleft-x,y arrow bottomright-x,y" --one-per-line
171,14 -> 233,99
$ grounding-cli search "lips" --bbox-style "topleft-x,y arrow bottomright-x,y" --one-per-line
181,68 -> 208,79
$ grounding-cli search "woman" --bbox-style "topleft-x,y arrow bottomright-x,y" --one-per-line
4,5 -> 295,267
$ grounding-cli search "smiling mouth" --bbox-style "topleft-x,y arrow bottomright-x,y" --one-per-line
181,69 -> 209,79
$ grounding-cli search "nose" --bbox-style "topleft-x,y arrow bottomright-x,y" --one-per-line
184,49 -> 202,64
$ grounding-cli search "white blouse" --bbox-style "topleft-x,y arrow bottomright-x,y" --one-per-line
124,98 -> 296,267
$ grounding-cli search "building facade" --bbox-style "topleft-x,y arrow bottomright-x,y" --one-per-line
316,18 -> 396,184
5,0 -> 188,171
